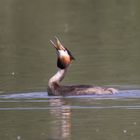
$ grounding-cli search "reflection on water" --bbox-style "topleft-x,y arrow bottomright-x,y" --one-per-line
49,98 -> 71,140
0,94 -> 140,140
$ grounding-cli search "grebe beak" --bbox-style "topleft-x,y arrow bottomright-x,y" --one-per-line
50,37 -> 65,51
50,37 -> 75,60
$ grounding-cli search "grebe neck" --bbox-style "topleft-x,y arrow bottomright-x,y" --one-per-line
48,68 -> 67,93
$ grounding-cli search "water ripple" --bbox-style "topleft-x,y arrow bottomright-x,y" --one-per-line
0,105 -> 140,111
0,90 -> 140,99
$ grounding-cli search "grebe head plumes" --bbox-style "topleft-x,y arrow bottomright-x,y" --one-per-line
50,37 -> 75,69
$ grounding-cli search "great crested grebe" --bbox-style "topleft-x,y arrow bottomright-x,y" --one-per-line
48,37 -> 118,96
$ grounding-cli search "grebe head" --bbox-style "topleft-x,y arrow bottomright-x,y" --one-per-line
50,37 -> 75,69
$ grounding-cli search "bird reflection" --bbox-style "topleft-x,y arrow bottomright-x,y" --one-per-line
49,98 -> 71,140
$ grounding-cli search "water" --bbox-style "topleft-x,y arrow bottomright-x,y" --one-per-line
0,0 -> 140,140
0,92 -> 140,140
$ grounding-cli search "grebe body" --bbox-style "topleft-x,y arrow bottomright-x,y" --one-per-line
48,37 -> 118,96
